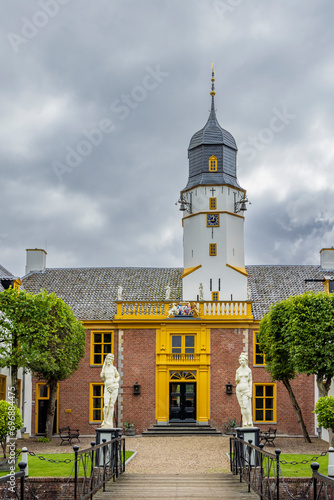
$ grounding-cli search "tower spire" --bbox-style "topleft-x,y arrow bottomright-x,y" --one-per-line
210,63 -> 216,111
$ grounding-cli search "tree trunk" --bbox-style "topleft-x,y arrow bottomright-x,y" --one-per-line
282,376 -> 311,443
10,364 -> 19,409
45,380 -> 57,441
316,374 -> 331,398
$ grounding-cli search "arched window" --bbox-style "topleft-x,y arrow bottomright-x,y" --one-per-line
208,155 -> 217,172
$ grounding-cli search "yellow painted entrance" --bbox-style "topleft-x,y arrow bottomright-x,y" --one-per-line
156,323 -> 210,424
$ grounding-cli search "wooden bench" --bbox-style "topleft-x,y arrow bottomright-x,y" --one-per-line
59,426 -> 80,445
259,427 -> 277,446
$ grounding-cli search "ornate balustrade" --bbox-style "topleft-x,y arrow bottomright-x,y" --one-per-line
166,353 -> 200,363
115,301 -> 252,320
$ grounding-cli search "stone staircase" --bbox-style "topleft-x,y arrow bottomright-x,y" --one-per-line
142,422 -> 222,436
93,473 -> 258,499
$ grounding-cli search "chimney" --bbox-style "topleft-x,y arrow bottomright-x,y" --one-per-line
25,249 -> 47,275
320,248 -> 334,270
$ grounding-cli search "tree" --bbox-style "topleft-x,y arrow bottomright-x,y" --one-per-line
314,396 -> 334,447
0,288 -> 86,440
289,292 -> 334,399
259,301 -> 311,442
0,400 -> 23,458
0,287 -> 35,407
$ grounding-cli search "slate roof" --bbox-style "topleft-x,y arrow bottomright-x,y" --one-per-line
22,267 -> 183,321
247,265 -> 334,320
0,265 -> 16,292
188,100 -> 237,151
21,264 -> 334,322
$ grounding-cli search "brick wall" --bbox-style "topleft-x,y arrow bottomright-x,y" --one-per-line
210,327 -> 315,436
210,328 -> 245,431
120,329 -> 156,434
249,328 -> 315,435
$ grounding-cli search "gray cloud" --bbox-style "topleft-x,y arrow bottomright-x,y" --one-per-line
1,0 -> 334,277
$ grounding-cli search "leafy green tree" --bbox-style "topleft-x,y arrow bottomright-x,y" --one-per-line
0,401 -> 23,458
289,292 -> 334,399
314,396 -> 334,447
259,301 -> 311,442
0,288 -> 86,440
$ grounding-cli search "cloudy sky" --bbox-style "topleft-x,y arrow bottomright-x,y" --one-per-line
1,0 -> 334,277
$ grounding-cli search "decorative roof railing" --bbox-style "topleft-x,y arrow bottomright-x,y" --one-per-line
115,301 -> 253,320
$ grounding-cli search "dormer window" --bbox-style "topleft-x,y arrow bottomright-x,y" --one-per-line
209,155 -> 217,172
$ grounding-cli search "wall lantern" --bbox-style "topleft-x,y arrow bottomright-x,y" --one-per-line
133,382 -> 141,395
225,382 -> 233,394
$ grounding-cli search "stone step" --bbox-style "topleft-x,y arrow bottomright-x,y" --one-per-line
94,473 -> 258,499
142,424 -> 222,436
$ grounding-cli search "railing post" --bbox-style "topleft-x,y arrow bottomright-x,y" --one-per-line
102,438 -> 106,492
247,440 -> 252,493
90,441 -> 95,500
18,462 -> 26,500
328,447 -> 334,477
311,462 -> 319,500
275,449 -> 281,499
259,443 -> 264,498
21,447 -> 28,477
73,445 -> 79,500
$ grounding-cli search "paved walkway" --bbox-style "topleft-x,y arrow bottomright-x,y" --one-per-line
94,436 -> 258,499
94,473 -> 259,499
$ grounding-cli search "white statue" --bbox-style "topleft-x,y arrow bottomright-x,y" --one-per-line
199,283 -> 204,301
117,285 -> 123,301
235,352 -> 253,428
165,284 -> 171,300
100,354 -> 120,428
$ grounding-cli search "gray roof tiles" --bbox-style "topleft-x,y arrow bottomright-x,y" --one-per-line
0,265 -> 16,292
188,105 -> 237,151
21,264 -> 334,322
22,267 -> 183,321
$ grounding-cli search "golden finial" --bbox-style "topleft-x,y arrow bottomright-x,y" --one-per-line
210,63 -> 216,96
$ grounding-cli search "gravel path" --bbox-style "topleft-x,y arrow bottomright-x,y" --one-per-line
16,435 -> 330,475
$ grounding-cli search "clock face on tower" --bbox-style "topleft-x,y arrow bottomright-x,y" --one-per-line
207,213 -> 220,227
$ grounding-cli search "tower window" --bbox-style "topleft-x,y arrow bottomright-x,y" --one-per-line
209,244 -> 217,256
208,155 -> 217,172
212,292 -> 219,302
209,198 -> 217,210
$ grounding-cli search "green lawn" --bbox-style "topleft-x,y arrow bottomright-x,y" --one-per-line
279,453 -> 328,478
0,451 -> 134,478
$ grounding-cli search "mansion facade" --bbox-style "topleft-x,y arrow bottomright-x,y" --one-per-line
5,71 -> 334,437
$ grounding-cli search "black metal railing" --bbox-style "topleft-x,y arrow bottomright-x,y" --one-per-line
230,435 -> 334,500
0,461 -> 27,500
73,436 -> 125,500
0,436 -> 125,500
230,435 -> 279,498
311,462 -> 334,500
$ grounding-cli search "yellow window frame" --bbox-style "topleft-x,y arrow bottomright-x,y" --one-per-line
253,383 -> 276,423
253,332 -> 266,366
90,383 -> 104,422
90,331 -> 114,365
171,334 -> 196,354
209,243 -> 217,256
208,155 -> 217,172
212,292 -> 219,302
209,197 -> 217,210
0,375 -> 6,401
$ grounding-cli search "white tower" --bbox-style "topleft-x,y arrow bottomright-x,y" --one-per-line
180,68 -> 248,302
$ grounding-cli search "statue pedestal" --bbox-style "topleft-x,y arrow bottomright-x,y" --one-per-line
235,427 -> 260,467
95,428 -> 123,466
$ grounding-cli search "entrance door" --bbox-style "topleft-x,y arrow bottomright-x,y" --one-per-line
36,383 -> 58,435
169,382 -> 196,421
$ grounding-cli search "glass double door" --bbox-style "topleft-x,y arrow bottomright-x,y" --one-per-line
169,382 -> 196,421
